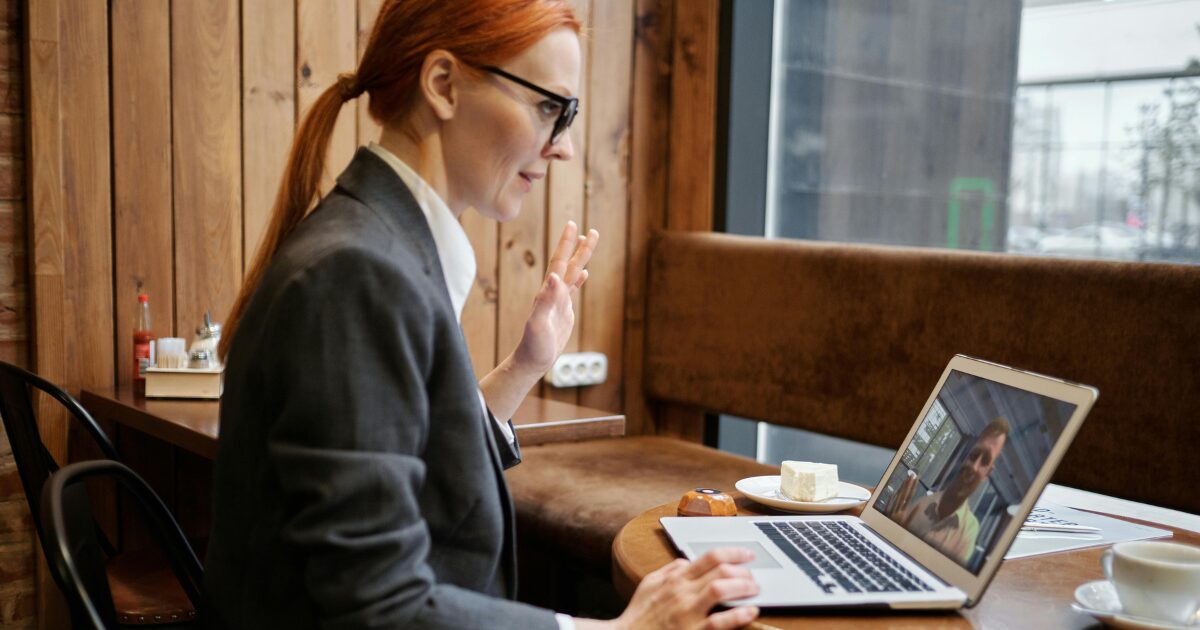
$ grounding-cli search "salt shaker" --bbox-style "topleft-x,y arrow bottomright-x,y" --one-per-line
190,311 -> 222,367
188,349 -> 211,370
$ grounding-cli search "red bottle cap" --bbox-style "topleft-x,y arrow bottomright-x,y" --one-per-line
137,294 -> 149,303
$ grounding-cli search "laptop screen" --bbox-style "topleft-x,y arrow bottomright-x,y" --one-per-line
873,369 -> 1077,574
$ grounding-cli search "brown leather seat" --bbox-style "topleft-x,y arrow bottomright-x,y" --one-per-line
107,542 -> 205,625
506,436 -> 774,568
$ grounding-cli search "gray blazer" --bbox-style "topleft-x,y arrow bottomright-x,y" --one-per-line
205,149 -> 557,629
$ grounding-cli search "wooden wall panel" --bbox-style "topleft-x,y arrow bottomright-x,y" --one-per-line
59,0 -> 112,394
544,0 -> 591,406
58,1 -> 117,598
625,0 -> 674,435
666,0 -> 718,233
498,182 -> 549,396
25,3 -> 71,626
242,0 -> 295,267
356,0 -> 384,146
112,0 -> 173,383
171,0 -> 242,338
297,0 -> 357,195
462,212 -> 499,380
579,0 -> 633,414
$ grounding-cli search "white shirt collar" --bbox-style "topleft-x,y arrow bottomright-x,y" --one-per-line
366,142 -> 475,322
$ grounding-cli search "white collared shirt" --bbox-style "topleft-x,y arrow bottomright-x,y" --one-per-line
366,142 -> 475,321
365,143 -> 517,445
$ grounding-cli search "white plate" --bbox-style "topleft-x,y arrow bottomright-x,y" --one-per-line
1073,580 -> 1199,629
734,475 -> 870,514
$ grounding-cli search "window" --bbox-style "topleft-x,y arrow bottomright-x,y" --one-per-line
718,0 -> 1200,465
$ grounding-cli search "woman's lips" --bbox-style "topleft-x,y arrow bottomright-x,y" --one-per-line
518,171 -> 544,193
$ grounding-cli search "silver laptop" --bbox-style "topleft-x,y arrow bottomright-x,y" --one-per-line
662,354 -> 1097,609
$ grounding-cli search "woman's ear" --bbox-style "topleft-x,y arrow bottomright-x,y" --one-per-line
420,50 -> 459,122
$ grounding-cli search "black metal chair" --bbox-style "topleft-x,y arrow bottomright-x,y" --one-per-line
0,362 -> 198,625
41,460 -> 205,628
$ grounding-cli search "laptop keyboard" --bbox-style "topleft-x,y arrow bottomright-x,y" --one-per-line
755,521 -> 934,595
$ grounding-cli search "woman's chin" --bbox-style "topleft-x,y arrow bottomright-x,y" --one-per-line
477,201 -> 523,223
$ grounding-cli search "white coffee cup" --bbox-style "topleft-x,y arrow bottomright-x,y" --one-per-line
1101,540 -> 1200,624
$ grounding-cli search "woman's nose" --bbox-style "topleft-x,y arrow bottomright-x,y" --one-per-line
545,129 -> 575,162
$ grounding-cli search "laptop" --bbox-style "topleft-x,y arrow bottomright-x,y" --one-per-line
661,354 -> 1097,609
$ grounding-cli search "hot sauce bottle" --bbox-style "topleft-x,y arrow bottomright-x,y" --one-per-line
133,293 -> 154,394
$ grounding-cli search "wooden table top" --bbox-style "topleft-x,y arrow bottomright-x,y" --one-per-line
80,386 -> 624,460
611,495 -> 1200,629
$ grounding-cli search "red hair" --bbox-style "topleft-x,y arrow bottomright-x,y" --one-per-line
221,0 -> 582,358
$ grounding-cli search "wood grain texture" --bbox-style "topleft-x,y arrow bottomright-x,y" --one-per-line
24,4 -> 70,622
543,0 -> 591,406
624,0 -> 673,436
461,211 -> 499,379
171,0 -> 242,339
297,0 -> 357,194
667,0 -> 717,232
59,0 -> 112,394
241,0 -> 295,268
498,180 -> 548,396
112,0 -> 173,385
579,0 -> 633,415
57,0 -> 117,589
356,0 -> 384,146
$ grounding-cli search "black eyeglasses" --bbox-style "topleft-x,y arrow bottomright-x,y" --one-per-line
483,66 -> 579,145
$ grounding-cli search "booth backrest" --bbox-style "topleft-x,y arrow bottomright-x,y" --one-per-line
644,232 -> 1200,514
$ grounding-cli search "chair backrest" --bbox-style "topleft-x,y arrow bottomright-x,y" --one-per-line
644,231 -> 1200,513
41,460 -> 205,629
0,362 -> 119,551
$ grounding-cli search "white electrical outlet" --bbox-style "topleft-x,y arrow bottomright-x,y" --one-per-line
545,352 -> 607,388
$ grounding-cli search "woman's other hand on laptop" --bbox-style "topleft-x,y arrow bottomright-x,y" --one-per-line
607,547 -> 760,629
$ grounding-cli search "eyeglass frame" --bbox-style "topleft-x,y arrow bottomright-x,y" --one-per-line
482,66 -> 579,146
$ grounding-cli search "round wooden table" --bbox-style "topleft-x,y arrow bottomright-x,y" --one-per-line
610,494 -> 1194,629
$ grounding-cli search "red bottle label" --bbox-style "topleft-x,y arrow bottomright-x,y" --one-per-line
133,331 -> 153,382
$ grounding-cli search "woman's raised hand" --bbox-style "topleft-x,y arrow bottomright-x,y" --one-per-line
512,221 -> 598,375
601,548 -> 760,630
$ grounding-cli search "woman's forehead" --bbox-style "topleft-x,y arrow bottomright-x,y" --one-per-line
503,29 -> 581,96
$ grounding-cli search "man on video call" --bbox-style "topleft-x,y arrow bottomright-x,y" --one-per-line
887,417 -> 1010,564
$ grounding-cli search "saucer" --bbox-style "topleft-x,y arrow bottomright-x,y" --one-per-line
1073,580 -> 1199,629
734,476 -> 870,514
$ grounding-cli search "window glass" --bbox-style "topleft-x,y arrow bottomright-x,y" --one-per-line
764,0 -> 1200,264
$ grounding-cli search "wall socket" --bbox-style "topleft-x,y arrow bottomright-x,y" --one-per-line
545,352 -> 608,388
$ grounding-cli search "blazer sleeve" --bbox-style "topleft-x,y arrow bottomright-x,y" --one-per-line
262,250 -> 555,629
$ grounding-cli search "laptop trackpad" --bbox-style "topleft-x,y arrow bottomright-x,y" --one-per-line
685,541 -> 782,569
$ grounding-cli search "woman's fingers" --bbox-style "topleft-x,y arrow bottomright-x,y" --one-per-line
565,229 -> 599,286
684,547 -> 755,580
701,606 -> 760,630
547,222 -> 598,289
547,221 -> 579,279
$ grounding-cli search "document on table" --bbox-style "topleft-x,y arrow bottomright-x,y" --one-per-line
1005,501 -> 1171,560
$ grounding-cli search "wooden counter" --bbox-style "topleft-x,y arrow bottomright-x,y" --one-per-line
80,386 -> 625,460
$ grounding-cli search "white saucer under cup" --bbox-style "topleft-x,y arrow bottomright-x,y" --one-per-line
1102,540 -> 1200,625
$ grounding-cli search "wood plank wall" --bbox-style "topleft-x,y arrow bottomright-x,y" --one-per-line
24,0 -> 715,623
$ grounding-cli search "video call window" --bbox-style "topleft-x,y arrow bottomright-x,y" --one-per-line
876,371 -> 1076,574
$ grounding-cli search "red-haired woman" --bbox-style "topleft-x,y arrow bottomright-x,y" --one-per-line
204,1 -> 759,628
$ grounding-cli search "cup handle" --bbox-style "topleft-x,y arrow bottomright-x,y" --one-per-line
1101,548 -> 1113,582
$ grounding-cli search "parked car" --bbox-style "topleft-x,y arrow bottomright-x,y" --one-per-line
1036,222 -> 1144,260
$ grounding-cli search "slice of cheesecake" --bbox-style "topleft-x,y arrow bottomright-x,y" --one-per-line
780,461 -> 839,502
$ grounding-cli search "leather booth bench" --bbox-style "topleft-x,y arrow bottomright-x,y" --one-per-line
505,231 -> 1200,586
